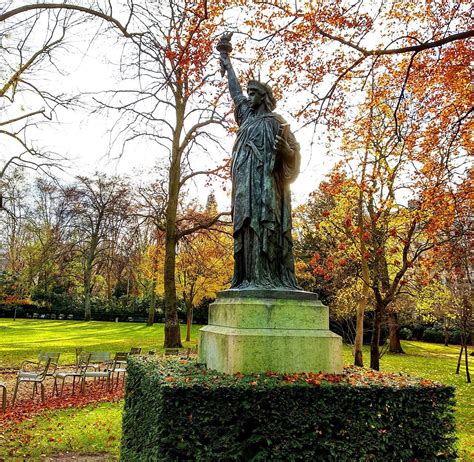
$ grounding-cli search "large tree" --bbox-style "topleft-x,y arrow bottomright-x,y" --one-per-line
308,83 -> 471,369
96,0 -> 230,347
66,173 -> 132,321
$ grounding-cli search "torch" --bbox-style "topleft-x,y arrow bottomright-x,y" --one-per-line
216,32 -> 233,77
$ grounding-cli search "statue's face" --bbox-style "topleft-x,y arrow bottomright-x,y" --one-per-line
248,88 -> 263,109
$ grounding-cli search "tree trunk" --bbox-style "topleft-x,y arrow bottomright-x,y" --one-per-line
370,302 -> 384,370
84,270 -> 92,321
164,224 -> 182,347
388,311 -> 404,353
106,266 -> 112,301
163,95 -> 185,348
456,343 -> 464,374
464,337 -> 471,383
443,318 -> 450,346
186,300 -> 193,342
83,236 -> 98,322
147,278 -> 157,326
354,125 -> 370,368
354,295 -> 366,367
354,266 -> 370,367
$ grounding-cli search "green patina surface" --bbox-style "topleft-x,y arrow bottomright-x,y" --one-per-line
199,294 -> 342,374
209,297 -> 329,329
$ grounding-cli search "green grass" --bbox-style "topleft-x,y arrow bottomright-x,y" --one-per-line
1,402 -> 122,460
0,320 -> 472,459
0,319 -> 200,367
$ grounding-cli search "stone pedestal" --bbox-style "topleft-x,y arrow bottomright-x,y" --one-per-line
198,289 -> 342,374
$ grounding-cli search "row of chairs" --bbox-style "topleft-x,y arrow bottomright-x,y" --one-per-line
0,347 -> 196,411
10,348 -> 142,406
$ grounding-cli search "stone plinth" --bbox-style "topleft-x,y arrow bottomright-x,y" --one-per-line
198,289 -> 342,374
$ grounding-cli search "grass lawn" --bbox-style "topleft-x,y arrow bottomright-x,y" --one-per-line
1,402 -> 122,460
0,319 -> 472,460
0,319 -> 201,368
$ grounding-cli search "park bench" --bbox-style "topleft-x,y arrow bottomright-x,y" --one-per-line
164,348 -> 180,356
165,348 -> 193,359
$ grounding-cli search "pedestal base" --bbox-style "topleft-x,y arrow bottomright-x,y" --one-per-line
198,289 -> 342,374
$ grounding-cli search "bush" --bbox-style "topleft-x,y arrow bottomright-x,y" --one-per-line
399,327 -> 413,340
121,358 -> 456,461
422,327 -> 446,343
421,327 -> 465,345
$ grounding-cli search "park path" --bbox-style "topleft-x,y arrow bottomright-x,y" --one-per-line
45,453 -> 113,461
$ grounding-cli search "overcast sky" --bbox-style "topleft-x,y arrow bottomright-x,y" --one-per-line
2,3 -> 337,209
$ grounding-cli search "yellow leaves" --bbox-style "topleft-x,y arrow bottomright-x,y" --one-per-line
175,230 -> 233,306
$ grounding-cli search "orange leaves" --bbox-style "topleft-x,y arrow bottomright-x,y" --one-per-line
343,216 -> 352,228
310,252 -> 321,266
361,230 -> 371,242
0,379 -> 124,427
312,265 -> 326,277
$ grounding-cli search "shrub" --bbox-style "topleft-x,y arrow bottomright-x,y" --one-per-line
399,327 -> 413,340
121,358 -> 456,461
421,327 -> 464,345
422,327 -> 446,343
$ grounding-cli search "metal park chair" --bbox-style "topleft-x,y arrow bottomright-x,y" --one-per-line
20,351 -> 61,378
164,348 -> 180,356
81,352 -> 113,392
0,382 -> 6,411
53,351 -> 91,397
129,347 -> 142,355
107,352 -> 129,388
12,358 -> 52,405
88,352 -> 112,371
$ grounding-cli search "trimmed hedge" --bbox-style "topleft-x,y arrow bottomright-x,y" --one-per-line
121,358 -> 456,461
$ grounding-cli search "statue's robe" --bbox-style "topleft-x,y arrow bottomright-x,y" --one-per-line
231,95 -> 301,289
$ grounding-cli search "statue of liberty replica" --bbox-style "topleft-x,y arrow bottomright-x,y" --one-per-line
198,33 -> 342,375
218,33 -> 301,290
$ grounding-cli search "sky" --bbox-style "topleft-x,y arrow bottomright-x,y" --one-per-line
1,2 -> 338,210
53,44 -> 335,208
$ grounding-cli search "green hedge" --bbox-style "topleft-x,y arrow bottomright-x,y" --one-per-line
121,358 -> 456,461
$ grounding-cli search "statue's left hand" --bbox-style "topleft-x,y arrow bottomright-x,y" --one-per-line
274,134 -> 293,159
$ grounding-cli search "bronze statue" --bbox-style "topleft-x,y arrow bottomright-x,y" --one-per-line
218,33 -> 301,290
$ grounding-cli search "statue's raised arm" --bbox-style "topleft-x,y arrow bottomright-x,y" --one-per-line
217,33 -> 243,104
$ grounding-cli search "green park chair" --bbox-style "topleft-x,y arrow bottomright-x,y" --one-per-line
0,382 -> 6,411
12,358 -> 52,405
53,351 -> 91,397
88,351 -> 112,371
81,352 -> 113,392
20,351 -> 61,377
107,352 -> 129,388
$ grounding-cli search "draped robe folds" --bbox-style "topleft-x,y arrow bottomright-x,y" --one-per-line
231,95 -> 301,289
